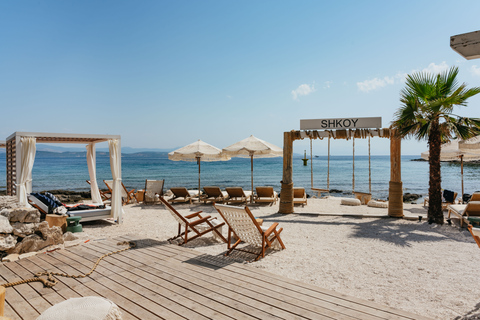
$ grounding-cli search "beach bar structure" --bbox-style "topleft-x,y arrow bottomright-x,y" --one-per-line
4,132 -> 124,223
279,117 -> 403,217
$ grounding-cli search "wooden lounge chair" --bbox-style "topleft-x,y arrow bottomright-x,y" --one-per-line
104,180 -> 137,205
169,187 -> 200,204
293,187 -> 307,206
159,196 -> 227,245
225,187 -> 252,204
447,201 -> 480,227
468,225 -> 480,249
144,179 -> 164,204
202,186 -> 229,204
423,189 -> 458,210
253,186 -> 278,205
86,180 -> 111,202
214,203 -> 285,261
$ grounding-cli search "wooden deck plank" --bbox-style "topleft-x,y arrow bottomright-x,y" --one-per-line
2,237 -> 433,320
92,239 -> 347,320
80,241 -> 285,320
160,241 -> 429,320
48,249 -> 186,320
121,235 -> 431,320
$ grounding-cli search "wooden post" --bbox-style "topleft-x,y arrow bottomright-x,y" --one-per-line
279,131 -> 294,214
388,133 -> 403,217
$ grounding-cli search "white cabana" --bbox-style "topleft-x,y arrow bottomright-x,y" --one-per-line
5,132 -> 123,224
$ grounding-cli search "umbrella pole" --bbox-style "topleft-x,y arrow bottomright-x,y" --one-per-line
461,155 -> 464,203
197,157 -> 201,200
250,153 -> 254,203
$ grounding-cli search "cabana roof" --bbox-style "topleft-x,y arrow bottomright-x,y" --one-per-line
6,132 -> 120,144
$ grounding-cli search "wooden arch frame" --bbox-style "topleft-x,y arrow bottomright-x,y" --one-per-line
279,129 -> 403,217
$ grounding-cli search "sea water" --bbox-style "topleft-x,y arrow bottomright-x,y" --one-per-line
0,152 -> 479,200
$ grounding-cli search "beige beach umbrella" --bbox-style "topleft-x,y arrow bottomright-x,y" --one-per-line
222,135 -> 283,202
421,136 -> 480,201
168,140 -> 230,198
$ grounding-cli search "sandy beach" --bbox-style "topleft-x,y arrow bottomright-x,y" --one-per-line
71,196 -> 480,320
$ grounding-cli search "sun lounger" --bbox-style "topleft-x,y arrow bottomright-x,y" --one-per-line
202,186 -> 229,204
225,187 -> 252,204
86,180 -> 111,202
159,196 -> 227,244
468,225 -> 480,249
293,187 -> 307,206
169,187 -> 201,204
144,179 -> 164,204
214,203 -> 285,261
253,186 -> 278,205
423,189 -> 458,209
104,180 -> 137,205
447,201 -> 480,227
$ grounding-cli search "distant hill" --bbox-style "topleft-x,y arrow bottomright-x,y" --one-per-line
0,145 -> 173,154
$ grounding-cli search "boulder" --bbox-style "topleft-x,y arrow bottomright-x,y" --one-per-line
11,222 -> 38,237
9,207 -> 41,223
0,208 -> 10,220
0,234 -> 17,251
0,215 -> 13,234
8,232 -> 63,255
37,221 -> 63,242
63,232 -> 78,241
403,193 -> 421,202
0,196 -> 21,209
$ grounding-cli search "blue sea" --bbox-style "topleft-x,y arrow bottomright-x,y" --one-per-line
1,152 -> 479,201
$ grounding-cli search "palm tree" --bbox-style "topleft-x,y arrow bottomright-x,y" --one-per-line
392,66 -> 480,224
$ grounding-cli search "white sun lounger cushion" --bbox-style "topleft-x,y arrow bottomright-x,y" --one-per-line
341,198 -> 361,206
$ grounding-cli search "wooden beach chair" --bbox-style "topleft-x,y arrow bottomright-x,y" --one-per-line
423,189 -> 458,210
144,179 -> 164,204
468,224 -> 480,249
169,187 -> 199,204
293,187 -> 307,206
86,180 -> 111,202
447,201 -> 480,227
202,186 -> 229,204
225,187 -> 252,204
159,196 -> 227,245
253,186 -> 278,205
104,180 -> 137,205
214,203 -> 286,261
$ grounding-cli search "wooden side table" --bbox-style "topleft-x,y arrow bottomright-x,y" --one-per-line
45,214 -> 67,233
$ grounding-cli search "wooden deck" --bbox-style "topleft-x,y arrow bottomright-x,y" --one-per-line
1,236 -> 432,320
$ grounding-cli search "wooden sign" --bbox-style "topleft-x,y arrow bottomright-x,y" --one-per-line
300,117 -> 382,130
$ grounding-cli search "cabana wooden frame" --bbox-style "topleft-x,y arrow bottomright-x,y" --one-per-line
5,132 -> 124,223
279,128 -> 403,217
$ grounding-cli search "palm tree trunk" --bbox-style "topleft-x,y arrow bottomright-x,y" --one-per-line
428,119 -> 443,224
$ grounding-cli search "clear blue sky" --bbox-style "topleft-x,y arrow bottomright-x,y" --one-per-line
1,0 -> 480,155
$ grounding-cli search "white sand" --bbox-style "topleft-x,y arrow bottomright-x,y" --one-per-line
80,197 -> 480,320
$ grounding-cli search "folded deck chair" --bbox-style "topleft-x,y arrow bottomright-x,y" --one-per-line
159,196 -> 227,244
144,179 -> 164,204
468,225 -> 480,249
86,180 -> 111,202
253,186 -> 278,205
104,180 -> 137,205
214,203 -> 286,261
225,187 -> 252,204
447,201 -> 480,227
202,186 -> 229,204
293,187 -> 307,206
169,187 -> 199,204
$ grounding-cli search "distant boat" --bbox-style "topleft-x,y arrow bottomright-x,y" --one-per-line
314,155 -> 319,158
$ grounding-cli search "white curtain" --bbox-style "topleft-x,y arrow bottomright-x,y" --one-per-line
86,143 -> 103,204
18,137 -> 36,206
108,139 -> 123,223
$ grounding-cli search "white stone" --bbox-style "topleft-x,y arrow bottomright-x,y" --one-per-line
0,215 -> 13,234
11,222 -> 38,237
9,208 -> 41,223
2,253 -> 19,262
0,234 -> 17,251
